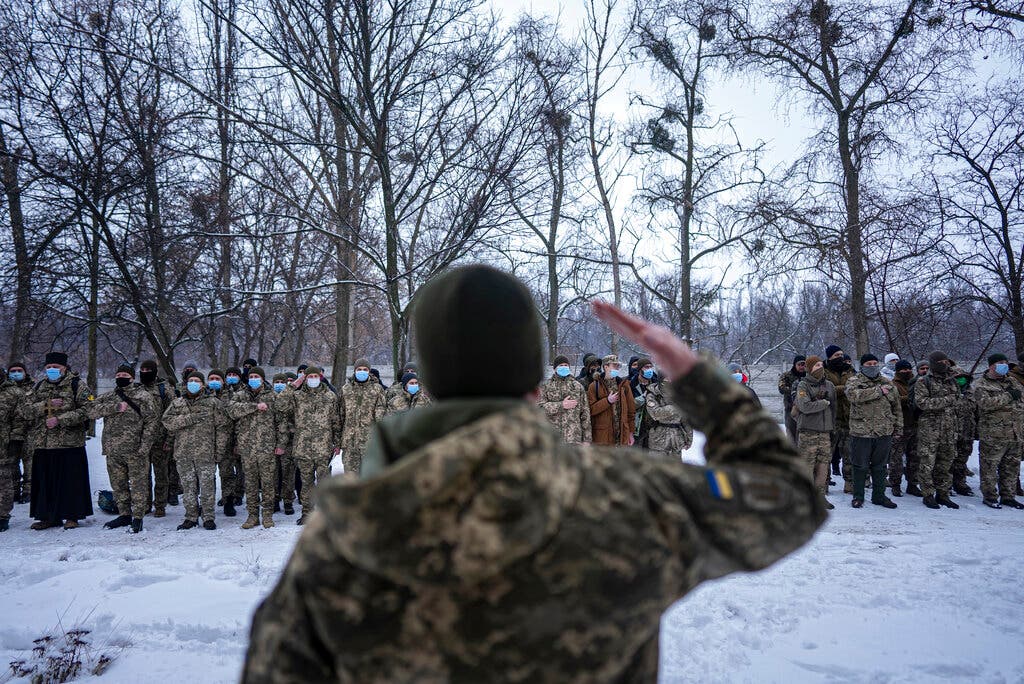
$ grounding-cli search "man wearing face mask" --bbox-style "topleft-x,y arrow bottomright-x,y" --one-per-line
274,365 -> 340,524
386,373 -> 433,416
727,363 -> 761,408
972,353 -> 1024,509
912,351 -> 962,509
888,360 -> 921,497
538,356 -> 590,444
226,367 -> 280,529
21,353 -> 94,530
163,371 -> 230,530
635,358 -> 692,456
89,364 -> 160,533
588,355 -> 636,447
844,354 -> 901,509
137,359 -> 178,516
824,345 -> 854,491
778,355 -> 807,446
795,356 -> 837,510
881,353 -> 900,380
338,359 -> 387,477
1,363 -> 33,506
385,361 -> 421,408
225,367 -> 244,394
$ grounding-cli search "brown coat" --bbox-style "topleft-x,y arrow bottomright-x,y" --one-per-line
587,377 -> 636,446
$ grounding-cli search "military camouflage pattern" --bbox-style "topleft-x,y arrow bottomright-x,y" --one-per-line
798,430 -> 832,497
778,369 -> 802,443
0,388 -> 19,521
273,391 -> 297,505
887,376 -> 917,489
207,388 -> 242,503
226,385 -> 281,517
243,358 -> 826,683
845,373 -> 902,438
162,393 -> 229,523
537,373 -> 591,443
951,381 -> 976,489
914,373 -> 960,497
825,367 -> 854,482
637,380 -> 693,456
20,374 -> 93,450
139,379 -> 176,510
973,374 -> 1024,500
89,386 -> 160,519
1,378 -> 33,499
339,380 -> 386,476
386,386 -> 433,417
274,384 -> 340,511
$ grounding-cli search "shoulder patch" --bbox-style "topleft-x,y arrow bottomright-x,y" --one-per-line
87,395 -> 94,401
706,468 -> 734,500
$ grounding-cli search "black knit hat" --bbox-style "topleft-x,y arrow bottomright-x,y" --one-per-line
272,372 -> 288,382
7,361 -> 26,372
243,358 -> 258,367
116,363 -> 135,376
226,366 -> 242,377
552,355 -> 570,368
140,359 -> 158,372
895,360 -> 913,372
400,372 -> 417,389
44,352 -> 69,367
185,370 -> 205,383
208,368 -> 225,380
413,265 -> 542,399
249,366 -> 266,380
860,353 -> 878,365
988,353 -> 1009,366
825,345 -> 842,359
928,351 -> 949,366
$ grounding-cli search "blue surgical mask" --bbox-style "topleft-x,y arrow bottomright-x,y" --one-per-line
731,373 -> 744,383
556,366 -> 571,377
208,380 -> 223,391
995,363 -> 1009,376
187,381 -> 202,395
642,368 -> 654,379
9,371 -> 24,382
306,377 -> 321,389
407,384 -> 420,395
355,370 -> 369,382
45,368 -> 62,382
248,378 -> 263,390
227,376 -> 240,385
607,369 -> 618,379
273,382 -> 286,393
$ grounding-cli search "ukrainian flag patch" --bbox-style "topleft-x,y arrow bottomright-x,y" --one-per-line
706,469 -> 734,500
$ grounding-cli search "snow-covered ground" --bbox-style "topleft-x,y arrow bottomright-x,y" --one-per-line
2,423 -> 1023,683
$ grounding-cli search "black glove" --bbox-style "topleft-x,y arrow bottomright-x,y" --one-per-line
1008,387 -> 1022,402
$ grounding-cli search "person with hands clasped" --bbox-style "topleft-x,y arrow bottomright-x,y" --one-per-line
588,354 -> 636,447
538,355 -> 591,444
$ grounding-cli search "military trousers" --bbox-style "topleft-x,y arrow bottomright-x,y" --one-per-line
887,428 -> 917,488
177,456 -> 216,524
342,448 -> 364,478
275,451 -> 297,504
979,438 -> 1022,501
295,455 -> 329,511
9,440 -> 29,501
0,445 -> 13,520
917,418 -> 956,498
784,409 -> 799,447
148,442 -> 171,510
799,430 -> 831,494
107,449 -> 151,519
952,434 -> 973,487
219,452 -> 244,502
241,449 -> 278,517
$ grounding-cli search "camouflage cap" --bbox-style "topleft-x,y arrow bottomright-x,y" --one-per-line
305,365 -> 324,376
249,366 -> 266,379
272,373 -> 288,382
602,354 -> 620,366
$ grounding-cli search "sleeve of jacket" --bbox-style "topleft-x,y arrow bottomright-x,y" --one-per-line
638,357 -> 826,595
888,387 -> 903,432
915,378 -> 956,410
57,382 -> 93,428
332,395 -> 343,449
844,377 -> 884,403
138,393 -> 160,455
646,387 -> 680,424
538,383 -> 563,417
795,381 -> 829,415
373,388 -> 387,423
974,382 -> 1013,411
225,393 -> 257,421
623,382 -> 636,427
87,391 -> 119,420
162,400 -> 198,434
578,383 -> 592,442
588,381 -> 613,417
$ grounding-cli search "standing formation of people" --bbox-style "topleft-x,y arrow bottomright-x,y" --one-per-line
781,347 -> 1024,510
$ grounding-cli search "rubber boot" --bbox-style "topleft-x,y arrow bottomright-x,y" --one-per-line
104,515 -> 132,529
871,466 -> 896,508
852,466 -> 868,505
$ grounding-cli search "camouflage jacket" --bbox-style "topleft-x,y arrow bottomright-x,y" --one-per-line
89,385 -> 160,457
537,374 -> 591,444
0,378 -> 33,442
386,387 -> 433,416
275,384 -> 340,462
138,379 -> 177,448
243,359 -> 826,683
0,384 -> 21,451
845,373 -> 902,437
777,370 -> 803,409
913,372 -> 960,429
824,367 -> 854,429
973,374 -> 1024,441
637,380 -> 692,455
339,380 -> 387,453
893,377 -> 916,430
794,376 -> 836,433
226,385 -> 281,455
20,374 -> 94,450
162,393 -> 229,464
206,389 -> 236,456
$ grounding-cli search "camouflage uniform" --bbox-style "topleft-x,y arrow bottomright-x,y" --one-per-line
825,366 -> 854,485
273,385 -> 297,508
845,373 -> 902,503
89,385 -> 160,519
778,369 -> 803,445
0,387 -> 20,524
972,374 -> 1024,501
275,384 -> 340,513
951,376 -> 976,492
242,359 -> 826,683
162,393 -> 229,525
386,386 -> 433,416
208,388 -> 241,504
138,378 -> 176,512
888,376 -> 919,492
0,377 -> 32,502
537,373 -> 591,444
794,374 -> 836,498
914,372 -> 960,498
226,385 -> 281,521
338,380 -> 386,477
21,375 -> 94,451
636,380 -> 692,457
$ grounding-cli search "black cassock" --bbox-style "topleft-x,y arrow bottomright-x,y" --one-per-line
30,447 -> 93,522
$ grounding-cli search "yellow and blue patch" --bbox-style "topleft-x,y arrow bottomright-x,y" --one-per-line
706,469 -> 734,500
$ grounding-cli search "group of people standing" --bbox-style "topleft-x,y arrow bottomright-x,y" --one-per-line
0,355 -> 431,533
779,347 -> 1024,511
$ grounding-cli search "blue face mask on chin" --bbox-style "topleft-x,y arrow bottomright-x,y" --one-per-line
248,378 -> 263,390
355,370 -> 369,383
607,369 -> 618,379
208,380 -> 223,391
45,368 -> 62,382
556,366 -> 571,377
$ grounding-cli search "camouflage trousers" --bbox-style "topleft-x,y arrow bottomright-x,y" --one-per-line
799,431 -> 831,494
241,449 -> 277,517
342,448 -> 364,477
276,452 -> 297,504
888,428 -> 918,488
218,453 -> 244,501
832,429 -> 852,480
952,435 -> 973,488
8,440 -> 29,501
979,438 -> 1022,501
917,419 -> 956,498
295,455 -> 329,512
784,410 -> 799,447
147,443 -> 171,510
107,449 -> 150,519
177,456 -> 216,524
0,446 -> 13,520
167,454 -> 182,496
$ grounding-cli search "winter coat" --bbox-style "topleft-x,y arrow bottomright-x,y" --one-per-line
21,374 -> 94,450
89,385 -> 160,459
637,380 -> 692,455
587,377 -> 636,446
162,393 -> 229,464
0,378 -> 33,442
893,377 -> 916,430
276,384 -> 341,463
795,376 -> 836,433
138,378 -> 177,448
973,374 -> 1024,442
845,373 -> 903,438
339,380 -> 387,454
226,385 -> 281,456
538,374 -> 591,444
913,372 -> 960,431
386,387 -> 433,416
778,370 -> 803,410
824,367 -> 854,430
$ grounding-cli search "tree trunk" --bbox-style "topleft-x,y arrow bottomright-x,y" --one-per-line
838,113 -> 869,355
0,125 -> 32,363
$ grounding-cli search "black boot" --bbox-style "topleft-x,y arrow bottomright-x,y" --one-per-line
203,519 -> 217,530
167,493 -> 179,506
936,492 -> 960,509
891,484 -> 903,497
983,498 -> 1002,509
1000,498 -> 1024,510
217,497 -> 224,506
953,482 -> 973,496
224,497 -> 236,517
0,518 -> 8,532
296,514 -> 307,526
104,515 -> 132,529
872,497 -> 897,509
906,482 -> 923,497
283,501 -> 294,515
852,466 -> 868,503
922,494 -> 940,509
130,518 -> 143,533
273,498 -> 281,513
177,520 -> 198,530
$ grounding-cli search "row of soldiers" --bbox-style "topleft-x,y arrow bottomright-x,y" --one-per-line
778,348 -> 1024,510
0,355 -> 431,533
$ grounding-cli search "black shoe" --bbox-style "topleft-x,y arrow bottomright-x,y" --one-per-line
273,499 -> 281,513
203,520 -> 217,530
851,498 -> 863,508
130,518 -> 143,533
283,502 -> 294,515
923,494 -> 940,509
296,514 -> 307,526
906,482 -> 923,497
224,499 -> 236,517
1000,498 -> 1024,510
0,518 -> 8,532
983,499 -> 1002,509
177,520 -> 198,530
953,483 -> 973,496
234,495 -> 244,506
891,485 -> 903,497
936,492 -> 960,509
167,494 -> 179,506
872,497 -> 897,509
104,515 -> 132,530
